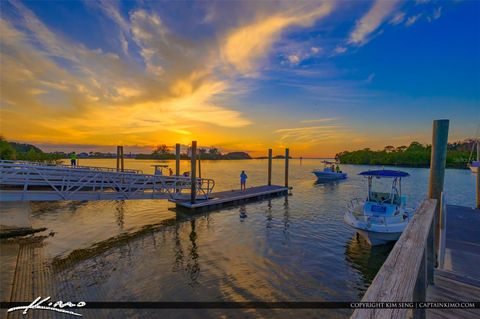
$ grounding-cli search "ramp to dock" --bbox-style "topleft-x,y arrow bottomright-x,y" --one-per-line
173,185 -> 289,210
0,160 -> 214,201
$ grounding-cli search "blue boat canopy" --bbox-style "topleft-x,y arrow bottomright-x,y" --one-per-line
358,169 -> 410,177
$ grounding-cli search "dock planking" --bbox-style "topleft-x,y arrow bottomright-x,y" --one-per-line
427,205 -> 480,319
172,185 -> 289,210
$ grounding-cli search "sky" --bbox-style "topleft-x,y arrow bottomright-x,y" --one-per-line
0,0 -> 479,157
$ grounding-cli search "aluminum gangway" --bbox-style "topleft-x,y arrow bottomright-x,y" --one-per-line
0,160 -> 215,201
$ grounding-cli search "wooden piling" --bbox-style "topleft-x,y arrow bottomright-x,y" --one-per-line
191,141 -> 197,204
268,149 -> 272,186
116,146 -> 124,172
477,140 -> 480,209
285,148 -> 289,187
428,119 -> 449,266
121,147 -> 124,172
198,152 -> 202,178
175,143 -> 180,176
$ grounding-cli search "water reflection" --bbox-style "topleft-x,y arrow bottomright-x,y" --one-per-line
313,180 -> 342,189
186,220 -> 200,286
265,200 -> 273,229
283,196 -> 290,236
344,234 -> 393,290
172,223 -> 184,273
115,201 -> 125,230
239,205 -> 247,221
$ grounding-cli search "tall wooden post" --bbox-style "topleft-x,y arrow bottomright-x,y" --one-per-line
428,119 -> 449,278
120,146 -> 124,172
285,148 -> 289,188
116,146 -> 120,172
116,146 -> 124,172
190,141 -> 197,204
198,152 -> 202,178
477,140 -> 480,209
175,143 -> 180,176
268,149 -> 272,186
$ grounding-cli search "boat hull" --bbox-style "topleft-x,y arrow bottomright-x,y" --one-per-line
355,229 -> 402,246
471,166 -> 478,173
313,171 -> 347,180
343,210 -> 409,246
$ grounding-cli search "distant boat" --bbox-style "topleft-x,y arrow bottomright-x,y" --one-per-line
470,162 -> 479,173
467,132 -> 479,173
343,169 -> 414,246
312,161 -> 347,181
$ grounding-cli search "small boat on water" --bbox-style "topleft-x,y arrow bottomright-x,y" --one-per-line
468,140 -> 479,173
343,169 -> 414,246
312,161 -> 347,181
470,162 -> 479,173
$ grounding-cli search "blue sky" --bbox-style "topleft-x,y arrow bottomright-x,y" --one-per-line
1,0 -> 479,156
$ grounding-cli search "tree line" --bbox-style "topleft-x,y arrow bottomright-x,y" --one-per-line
135,144 -> 252,160
335,139 -> 475,168
0,137 -> 62,163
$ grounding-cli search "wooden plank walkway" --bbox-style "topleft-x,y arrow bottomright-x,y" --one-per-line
427,205 -> 480,319
172,185 -> 289,210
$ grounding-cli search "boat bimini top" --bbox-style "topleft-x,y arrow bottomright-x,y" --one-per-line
358,169 -> 409,178
359,169 -> 409,208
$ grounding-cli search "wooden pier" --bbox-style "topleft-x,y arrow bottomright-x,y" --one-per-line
427,204 -> 480,319
351,120 -> 480,319
172,185 -> 289,211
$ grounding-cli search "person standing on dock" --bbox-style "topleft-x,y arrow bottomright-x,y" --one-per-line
240,170 -> 248,190
70,152 -> 77,166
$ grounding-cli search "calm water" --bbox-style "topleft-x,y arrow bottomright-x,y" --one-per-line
25,159 -> 475,318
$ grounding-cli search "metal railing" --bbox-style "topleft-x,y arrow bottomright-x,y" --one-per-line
0,160 -> 215,201
0,160 -> 142,174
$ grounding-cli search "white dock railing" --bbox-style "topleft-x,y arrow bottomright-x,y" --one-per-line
0,160 -> 215,201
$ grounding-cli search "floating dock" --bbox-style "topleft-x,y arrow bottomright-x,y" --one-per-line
172,185 -> 289,211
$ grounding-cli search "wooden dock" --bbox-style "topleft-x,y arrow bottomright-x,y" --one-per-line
427,205 -> 480,319
172,185 -> 289,211
350,201 -> 480,319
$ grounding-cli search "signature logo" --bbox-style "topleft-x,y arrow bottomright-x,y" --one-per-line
7,296 -> 86,316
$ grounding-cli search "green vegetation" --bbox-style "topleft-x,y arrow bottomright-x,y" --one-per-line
0,137 -> 62,163
336,140 -> 474,168
135,144 -> 252,160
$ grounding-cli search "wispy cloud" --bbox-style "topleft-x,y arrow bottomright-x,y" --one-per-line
405,14 -> 422,27
349,0 -> 400,45
222,3 -> 333,75
389,12 -> 406,25
89,0 -> 130,54
427,7 -> 442,22
300,118 -> 337,124
288,54 -> 300,65
333,46 -> 347,54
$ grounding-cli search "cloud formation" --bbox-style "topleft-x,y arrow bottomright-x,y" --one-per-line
349,0 -> 400,45
1,1 -> 338,149
405,14 -> 422,27
222,3 -> 333,75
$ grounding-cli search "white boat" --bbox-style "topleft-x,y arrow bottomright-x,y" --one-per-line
312,161 -> 347,181
470,162 -> 479,173
344,169 -> 414,246
468,139 -> 479,173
